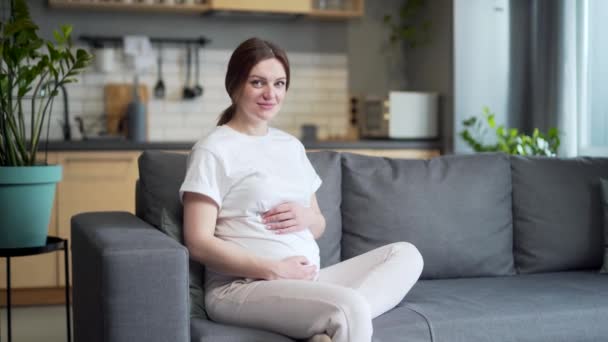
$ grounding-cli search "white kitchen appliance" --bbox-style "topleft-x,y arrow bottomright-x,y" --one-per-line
358,91 -> 439,139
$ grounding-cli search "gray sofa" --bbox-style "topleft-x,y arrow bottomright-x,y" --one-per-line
71,151 -> 608,342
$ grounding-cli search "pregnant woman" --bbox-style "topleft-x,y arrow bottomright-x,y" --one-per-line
180,37 -> 424,342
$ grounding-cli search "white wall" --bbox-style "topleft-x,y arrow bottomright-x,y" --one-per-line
453,0 -> 511,153
588,0 -> 608,147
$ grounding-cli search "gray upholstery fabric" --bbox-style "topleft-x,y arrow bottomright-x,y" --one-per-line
372,306 -> 433,342
341,152 -> 515,279
191,318 -> 294,342
135,180 -> 143,218
73,152 -> 608,342
398,272 -> 608,342
307,151 -> 342,267
71,212 -> 190,342
137,151 -> 188,242
511,156 -> 608,273
138,150 -> 207,318
601,178 -> 608,274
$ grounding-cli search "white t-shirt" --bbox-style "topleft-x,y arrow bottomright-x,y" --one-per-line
179,125 -> 322,287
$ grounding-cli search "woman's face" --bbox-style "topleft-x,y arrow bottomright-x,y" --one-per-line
234,58 -> 287,124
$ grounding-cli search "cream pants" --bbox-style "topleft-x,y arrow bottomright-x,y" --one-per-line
205,242 -> 424,342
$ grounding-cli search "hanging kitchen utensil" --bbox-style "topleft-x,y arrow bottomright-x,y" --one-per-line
153,42 -> 166,99
182,44 -> 196,100
193,44 -> 204,97
126,74 -> 147,142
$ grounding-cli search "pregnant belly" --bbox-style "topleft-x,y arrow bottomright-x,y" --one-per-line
216,219 -> 320,268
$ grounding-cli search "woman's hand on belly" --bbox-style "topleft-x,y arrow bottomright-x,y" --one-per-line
266,255 -> 318,281
262,202 -> 316,235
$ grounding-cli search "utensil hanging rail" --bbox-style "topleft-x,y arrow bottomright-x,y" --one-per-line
79,35 -> 210,47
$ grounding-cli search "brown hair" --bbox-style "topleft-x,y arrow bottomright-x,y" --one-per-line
217,37 -> 290,126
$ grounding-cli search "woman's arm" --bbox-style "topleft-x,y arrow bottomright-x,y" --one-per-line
183,191 -> 317,280
307,194 -> 326,239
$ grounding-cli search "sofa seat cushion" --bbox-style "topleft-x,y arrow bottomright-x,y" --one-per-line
341,152 -> 515,280
191,318 -> 294,342
385,272 -> 608,342
372,305 -> 433,342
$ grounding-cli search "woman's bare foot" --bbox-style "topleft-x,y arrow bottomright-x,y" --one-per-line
306,334 -> 331,342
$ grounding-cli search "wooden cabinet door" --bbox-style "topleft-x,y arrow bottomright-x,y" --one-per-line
55,151 -> 141,286
0,153 -> 60,289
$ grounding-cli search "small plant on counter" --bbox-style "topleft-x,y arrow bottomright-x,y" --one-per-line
0,0 -> 92,166
460,107 -> 561,156
383,0 -> 431,48
382,0 -> 432,91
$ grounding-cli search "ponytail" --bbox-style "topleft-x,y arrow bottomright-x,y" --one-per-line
217,104 -> 236,126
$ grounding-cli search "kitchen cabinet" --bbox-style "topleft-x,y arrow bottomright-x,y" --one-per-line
1,151 -> 140,306
48,0 -> 364,18
55,151 -> 141,286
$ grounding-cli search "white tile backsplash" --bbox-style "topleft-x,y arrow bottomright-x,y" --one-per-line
148,127 -> 165,141
23,46 -> 349,142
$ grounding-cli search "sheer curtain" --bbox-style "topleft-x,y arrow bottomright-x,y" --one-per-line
521,0 -> 607,157
508,0 -> 580,157
454,0 -> 603,156
579,0 -> 608,156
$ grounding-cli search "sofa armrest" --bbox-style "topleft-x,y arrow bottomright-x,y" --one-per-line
71,211 -> 189,342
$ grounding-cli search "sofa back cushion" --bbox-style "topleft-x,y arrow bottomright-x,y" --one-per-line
600,178 -> 608,274
137,150 -> 207,319
341,152 -> 515,280
511,156 -> 608,273
137,150 -> 343,266
308,151 -> 343,267
137,151 -> 187,241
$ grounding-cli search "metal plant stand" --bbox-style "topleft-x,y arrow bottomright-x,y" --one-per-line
0,237 -> 71,342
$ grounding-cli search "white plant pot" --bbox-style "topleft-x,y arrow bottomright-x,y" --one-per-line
388,91 -> 439,139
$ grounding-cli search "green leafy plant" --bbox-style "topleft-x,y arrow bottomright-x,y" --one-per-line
0,0 -> 92,166
383,0 -> 431,48
460,107 -> 561,156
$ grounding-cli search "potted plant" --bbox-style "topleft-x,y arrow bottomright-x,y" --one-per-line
0,0 -> 92,248
383,0 -> 438,139
460,107 -> 561,156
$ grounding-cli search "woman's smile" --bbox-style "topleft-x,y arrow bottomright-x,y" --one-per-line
258,102 -> 276,110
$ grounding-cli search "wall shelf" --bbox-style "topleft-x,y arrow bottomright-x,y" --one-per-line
309,0 -> 363,18
79,35 -> 210,48
210,0 -> 310,14
48,1 -> 211,14
309,9 -> 362,18
48,0 -> 364,18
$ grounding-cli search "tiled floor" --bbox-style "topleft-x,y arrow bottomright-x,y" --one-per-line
0,306 -> 70,342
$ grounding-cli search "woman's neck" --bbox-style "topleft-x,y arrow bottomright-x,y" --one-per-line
226,117 -> 269,137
